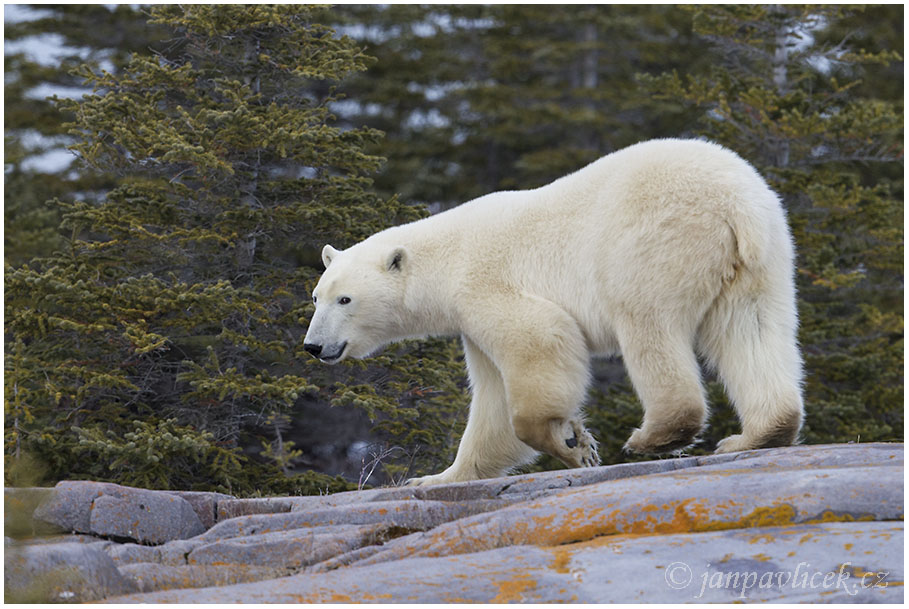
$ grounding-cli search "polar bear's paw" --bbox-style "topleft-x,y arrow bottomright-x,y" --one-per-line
405,471 -> 453,487
405,465 -> 477,487
622,423 -> 700,455
564,420 -> 600,468
714,434 -> 754,454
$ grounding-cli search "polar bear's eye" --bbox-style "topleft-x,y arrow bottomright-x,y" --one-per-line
338,296 -> 351,305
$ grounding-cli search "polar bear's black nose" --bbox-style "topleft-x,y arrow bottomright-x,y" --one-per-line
303,343 -> 322,357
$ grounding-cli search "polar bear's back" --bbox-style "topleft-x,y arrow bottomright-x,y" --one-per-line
549,139 -> 779,226
497,139 -> 791,352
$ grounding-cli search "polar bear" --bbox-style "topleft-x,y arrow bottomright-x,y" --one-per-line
303,138 -> 804,486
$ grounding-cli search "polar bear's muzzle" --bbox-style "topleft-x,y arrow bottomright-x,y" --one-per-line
303,341 -> 348,364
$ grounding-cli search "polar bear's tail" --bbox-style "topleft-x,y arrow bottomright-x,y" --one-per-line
698,186 -> 805,452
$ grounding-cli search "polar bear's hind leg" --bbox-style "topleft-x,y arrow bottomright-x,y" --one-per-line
700,264 -> 804,454
618,318 -> 709,455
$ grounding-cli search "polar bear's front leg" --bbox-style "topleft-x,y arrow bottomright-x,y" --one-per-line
407,336 -> 538,486
465,293 -> 600,471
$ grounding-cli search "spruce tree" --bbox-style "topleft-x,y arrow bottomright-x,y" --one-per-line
5,5 -> 165,266
5,5 -> 465,493
332,5 -> 706,211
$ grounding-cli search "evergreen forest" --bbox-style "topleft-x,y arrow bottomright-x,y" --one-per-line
5,5 -> 903,495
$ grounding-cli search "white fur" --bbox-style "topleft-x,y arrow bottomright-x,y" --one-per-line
304,139 -> 805,485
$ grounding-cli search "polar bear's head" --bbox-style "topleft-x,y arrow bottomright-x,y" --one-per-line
303,242 -> 408,364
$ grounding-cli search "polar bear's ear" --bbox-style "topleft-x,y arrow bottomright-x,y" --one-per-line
322,244 -> 340,269
386,247 -> 407,273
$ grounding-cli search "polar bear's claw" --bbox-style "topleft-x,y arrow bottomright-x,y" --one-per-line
567,420 -> 600,469
405,471 -> 454,487
623,423 -> 701,455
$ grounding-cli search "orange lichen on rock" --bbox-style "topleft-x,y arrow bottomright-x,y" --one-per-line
705,504 -> 791,530
806,510 -> 877,524
748,531 -> 779,544
549,546 -> 572,574
359,592 -> 393,601
491,573 -> 538,603
544,505 -> 606,545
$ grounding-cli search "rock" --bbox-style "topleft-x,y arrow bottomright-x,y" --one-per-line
347,463 -> 902,567
405,455 -> 717,503
102,521 -> 903,603
118,562 -> 285,593
198,499 -> 493,542
33,481 -> 208,544
189,523 -> 390,569
4,541 -> 136,603
157,539 -> 204,566
217,497 -> 299,520
33,481 -> 120,533
8,443 -> 902,603
216,486 -> 419,520
557,521 -> 904,603
695,441 -> 903,470
89,492 -> 204,545
106,542 -> 162,565
105,538 -> 206,567
212,456 -> 725,518
167,491 -> 234,529
310,543 -> 385,572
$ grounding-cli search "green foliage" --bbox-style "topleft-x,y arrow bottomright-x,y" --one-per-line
4,5 -> 455,495
259,413 -> 304,474
72,418 -> 244,492
332,5 -> 707,209
4,5 -> 167,267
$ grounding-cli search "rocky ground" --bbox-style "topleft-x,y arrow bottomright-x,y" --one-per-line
4,442 -> 904,603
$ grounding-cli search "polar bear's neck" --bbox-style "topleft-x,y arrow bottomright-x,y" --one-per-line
368,191 -> 537,341
368,218 -> 465,340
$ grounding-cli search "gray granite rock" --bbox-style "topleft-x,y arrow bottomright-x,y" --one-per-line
106,542 -> 162,565
5,541 -> 136,603
33,481 -> 209,544
167,490 -> 234,529
9,443 -> 903,603
33,481 -> 121,533
346,462 -> 902,567
105,538 -> 206,567
157,539 -> 204,566
189,523 -> 389,569
198,498 -> 493,542
406,455 -> 715,503
216,486 -> 419,520
694,441 -> 903,471
118,562 -> 285,593
103,521 -> 903,603
90,492 -> 205,545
